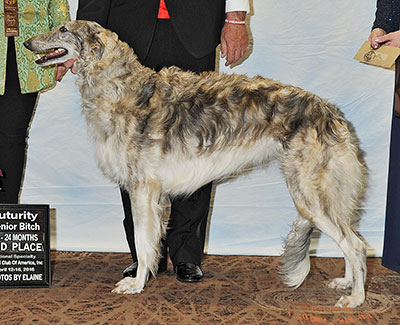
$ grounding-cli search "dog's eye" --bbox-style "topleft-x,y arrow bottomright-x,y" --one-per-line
59,26 -> 68,33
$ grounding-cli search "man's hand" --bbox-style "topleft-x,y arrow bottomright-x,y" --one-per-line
221,11 -> 249,66
56,59 -> 77,81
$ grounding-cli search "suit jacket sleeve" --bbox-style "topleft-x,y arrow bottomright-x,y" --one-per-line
77,0 -> 112,26
372,0 -> 400,33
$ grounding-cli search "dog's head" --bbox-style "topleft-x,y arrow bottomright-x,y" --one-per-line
24,20 -> 108,67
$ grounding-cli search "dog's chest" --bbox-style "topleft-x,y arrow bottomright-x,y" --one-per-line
92,131 -> 129,186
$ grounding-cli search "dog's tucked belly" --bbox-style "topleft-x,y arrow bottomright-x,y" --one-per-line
158,137 -> 282,196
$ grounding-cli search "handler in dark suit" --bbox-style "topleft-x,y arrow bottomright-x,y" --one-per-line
370,0 -> 400,274
72,0 -> 250,282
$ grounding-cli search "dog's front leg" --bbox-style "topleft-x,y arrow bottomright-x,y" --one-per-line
112,261 -> 149,295
112,182 -> 163,294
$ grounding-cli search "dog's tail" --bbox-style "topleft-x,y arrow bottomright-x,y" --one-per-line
280,216 -> 314,288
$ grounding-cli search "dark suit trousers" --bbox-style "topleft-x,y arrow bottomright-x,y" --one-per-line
382,61 -> 400,274
0,38 -> 37,203
121,19 -> 215,267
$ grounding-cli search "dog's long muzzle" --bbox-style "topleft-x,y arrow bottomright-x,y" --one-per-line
23,39 -> 68,65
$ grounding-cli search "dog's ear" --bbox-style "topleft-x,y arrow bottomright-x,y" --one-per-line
88,33 -> 105,60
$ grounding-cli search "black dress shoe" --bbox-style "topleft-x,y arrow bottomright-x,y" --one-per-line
123,258 -> 168,278
175,262 -> 203,283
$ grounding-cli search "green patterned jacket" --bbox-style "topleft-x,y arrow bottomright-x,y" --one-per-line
0,0 -> 70,94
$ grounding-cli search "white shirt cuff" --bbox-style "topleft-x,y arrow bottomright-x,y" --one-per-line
225,0 -> 250,13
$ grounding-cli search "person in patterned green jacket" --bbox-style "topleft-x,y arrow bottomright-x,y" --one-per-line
0,0 -> 70,203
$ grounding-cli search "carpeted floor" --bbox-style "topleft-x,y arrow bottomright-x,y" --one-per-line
0,252 -> 399,324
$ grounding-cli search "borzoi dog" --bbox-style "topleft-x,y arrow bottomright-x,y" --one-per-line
24,20 -> 368,307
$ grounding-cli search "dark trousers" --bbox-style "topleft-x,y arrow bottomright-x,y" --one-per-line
0,38 -> 37,203
122,19 -> 215,267
382,61 -> 400,274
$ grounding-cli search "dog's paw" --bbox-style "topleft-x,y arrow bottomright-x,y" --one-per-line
328,277 -> 352,290
335,293 -> 365,308
111,277 -> 144,294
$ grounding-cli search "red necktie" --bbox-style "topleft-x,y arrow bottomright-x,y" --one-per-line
158,0 -> 170,19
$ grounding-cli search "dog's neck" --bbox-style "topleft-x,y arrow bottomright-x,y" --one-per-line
76,34 -> 154,107
75,32 -> 156,141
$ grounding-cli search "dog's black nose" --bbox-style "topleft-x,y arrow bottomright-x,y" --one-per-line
23,40 -> 31,49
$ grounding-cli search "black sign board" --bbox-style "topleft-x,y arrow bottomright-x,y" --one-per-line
0,204 -> 51,288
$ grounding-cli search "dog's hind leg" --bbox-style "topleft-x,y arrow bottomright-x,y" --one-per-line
316,144 -> 366,308
328,255 -> 353,290
281,131 -> 366,307
284,174 -> 366,308
316,219 -> 366,308
112,181 -> 165,294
